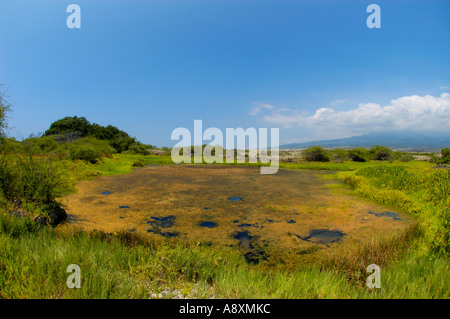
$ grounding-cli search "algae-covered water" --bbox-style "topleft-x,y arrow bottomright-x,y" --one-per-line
64,165 -> 414,265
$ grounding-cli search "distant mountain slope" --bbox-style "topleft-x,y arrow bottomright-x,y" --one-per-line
281,131 -> 450,151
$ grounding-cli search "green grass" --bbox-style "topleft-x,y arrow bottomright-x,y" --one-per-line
337,164 -> 449,255
93,154 -> 175,176
1,211 -> 448,299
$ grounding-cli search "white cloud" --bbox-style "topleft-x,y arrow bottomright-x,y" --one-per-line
249,101 -> 275,116
441,86 -> 448,90
260,93 -> 450,139
330,99 -> 346,106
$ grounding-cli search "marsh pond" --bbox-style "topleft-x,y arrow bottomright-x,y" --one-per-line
64,165 -> 415,265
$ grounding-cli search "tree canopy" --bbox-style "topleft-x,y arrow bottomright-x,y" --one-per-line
44,116 -> 143,153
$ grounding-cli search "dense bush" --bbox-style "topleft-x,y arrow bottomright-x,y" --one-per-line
347,147 -> 368,162
132,160 -> 145,167
331,149 -> 348,163
434,147 -> 450,164
302,146 -> 330,162
69,144 -> 102,163
44,116 -> 147,154
369,145 -> 394,161
126,143 -> 150,155
0,154 -> 74,224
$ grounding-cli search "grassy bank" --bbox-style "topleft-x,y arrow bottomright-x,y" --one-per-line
337,164 -> 449,255
0,210 -> 448,299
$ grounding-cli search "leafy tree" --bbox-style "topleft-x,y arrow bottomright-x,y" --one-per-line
45,116 -> 146,153
45,116 -> 91,137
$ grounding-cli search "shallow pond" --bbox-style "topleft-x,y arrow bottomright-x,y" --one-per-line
64,165 -> 415,265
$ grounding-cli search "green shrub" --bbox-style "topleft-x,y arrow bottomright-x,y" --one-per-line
347,147 -> 368,162
331,149 -> 348,163
0,155 -> 74,222
69,144 -> 102,164
126,143 -> 150,155
302,146 -> 330,162
132,160 -> 144,167
67,137 -> 116,163
369,145 -> 394,161
435,147 -> 450,164
399,154 -> 414,162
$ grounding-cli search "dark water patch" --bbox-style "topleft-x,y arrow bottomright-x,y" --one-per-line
101,191 -> 111,195
297,229 -> 346,245
369,211 -> 402,221
119,206 -> 129,209
200,221 -> 217,228
233,231 -> 268,264
228,196 -> 243,202
146,229 -> 179,237
204,207 -> 210,210
119,216 -> 124,219
266,219 -> 275,223
233,220 -> 239,223
148,215 -> 176,228
287,220 -> 296,224
234,231 -> 253,250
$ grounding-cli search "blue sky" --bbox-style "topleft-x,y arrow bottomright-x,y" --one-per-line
1,0 -> 449,146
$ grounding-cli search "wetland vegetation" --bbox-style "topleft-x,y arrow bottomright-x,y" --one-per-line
0,110 -> 449,299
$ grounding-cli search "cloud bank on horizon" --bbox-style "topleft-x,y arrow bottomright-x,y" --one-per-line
253,92 -> 450,141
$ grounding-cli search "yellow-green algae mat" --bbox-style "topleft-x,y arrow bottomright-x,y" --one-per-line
63,165 -> 415,265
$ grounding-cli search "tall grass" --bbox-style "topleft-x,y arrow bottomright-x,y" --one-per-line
337,165 -> 449,255
1,211 -> 448,299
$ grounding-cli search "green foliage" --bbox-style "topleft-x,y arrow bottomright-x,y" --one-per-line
398,153 -> 414,162
132,160 -> 145,167
69,144 -> 102,164
369,145 -> 395,161
125,143 -> 150,155
0,87 -> 11,141
302,146 -> 330,162
44,116 -> 145,154
331,148 -> 348,163
340,165 -> 450,255
347,147 -> 369,162
68,137 -> 116,163
0,155 -> 75,219
434,147 -> 450,164
45,116 -> 91,137
442,148 -> 450,158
